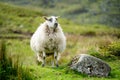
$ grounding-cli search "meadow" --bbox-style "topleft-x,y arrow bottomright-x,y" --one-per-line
0,2 -> 120,80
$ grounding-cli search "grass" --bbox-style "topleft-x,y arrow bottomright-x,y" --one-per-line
3,34 -> 120,80
0,2 -> 120,80
0,40 -> 33,80
0,2 -> 44,34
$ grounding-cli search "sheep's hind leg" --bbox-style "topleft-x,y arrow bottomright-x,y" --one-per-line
42,52 -> 46,67
54,52 -> 59,67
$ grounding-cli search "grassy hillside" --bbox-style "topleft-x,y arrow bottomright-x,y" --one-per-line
0,2 -> 119,36
0,0 -> 120,26
0,2 -> 44,35
0,2 -> 120,80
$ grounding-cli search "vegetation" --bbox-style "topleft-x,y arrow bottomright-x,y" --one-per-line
0,2 -> 44,35
0,40 -> 33,80
0,0 -> 120,26
99,41 -> 120,56
0,2 -> 120,80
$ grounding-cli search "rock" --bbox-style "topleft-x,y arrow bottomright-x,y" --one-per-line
69,54 -> 111,77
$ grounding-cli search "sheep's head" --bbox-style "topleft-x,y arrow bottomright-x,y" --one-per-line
44,16 -> 59,29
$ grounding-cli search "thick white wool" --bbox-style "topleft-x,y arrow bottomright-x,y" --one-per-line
30,21 -> 66,55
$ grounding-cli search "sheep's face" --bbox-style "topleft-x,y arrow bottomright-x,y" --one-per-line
44,16 -> 59,29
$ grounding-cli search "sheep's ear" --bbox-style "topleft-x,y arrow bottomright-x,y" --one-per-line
55,16 -> 60,20
56,16 -> 60,19
43,16 -> 48,20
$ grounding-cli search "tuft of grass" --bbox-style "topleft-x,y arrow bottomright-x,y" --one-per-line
0,40 -> 33,80
98,41 -> 120,57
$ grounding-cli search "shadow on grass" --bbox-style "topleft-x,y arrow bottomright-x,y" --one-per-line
51,59 -> 119,79
51,64 -> 88,77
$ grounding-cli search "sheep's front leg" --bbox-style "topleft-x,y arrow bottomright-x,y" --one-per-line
42,51 -> 46,67
54,52 -> 59,67
36,53 -> 43,65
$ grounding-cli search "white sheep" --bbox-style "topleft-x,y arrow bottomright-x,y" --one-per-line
30,16 -> 66,67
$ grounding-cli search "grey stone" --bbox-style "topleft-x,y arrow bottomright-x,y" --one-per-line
69,54 -> 111,77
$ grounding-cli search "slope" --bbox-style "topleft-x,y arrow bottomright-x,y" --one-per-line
0,0 -> 120,26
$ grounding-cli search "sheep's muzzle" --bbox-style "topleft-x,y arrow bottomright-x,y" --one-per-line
54,23 -> 58,28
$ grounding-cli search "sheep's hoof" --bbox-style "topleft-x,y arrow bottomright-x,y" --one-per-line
56,64 -> 59,67
36,60 -> 42,65
42,64 -> 45,67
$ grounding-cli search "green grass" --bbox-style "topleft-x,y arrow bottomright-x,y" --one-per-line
29,65 -> 120,80
0,2 -> 44,34
3,34 -> 120,80
0,2 -> 120,80
0,40 -> 33,80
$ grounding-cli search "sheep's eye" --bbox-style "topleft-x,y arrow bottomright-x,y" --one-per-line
48,18 -> 52,22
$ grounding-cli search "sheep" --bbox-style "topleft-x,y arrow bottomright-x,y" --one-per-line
30,16 -> 66,67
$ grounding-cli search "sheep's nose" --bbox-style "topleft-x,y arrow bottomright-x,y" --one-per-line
54,23 -> 58,27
